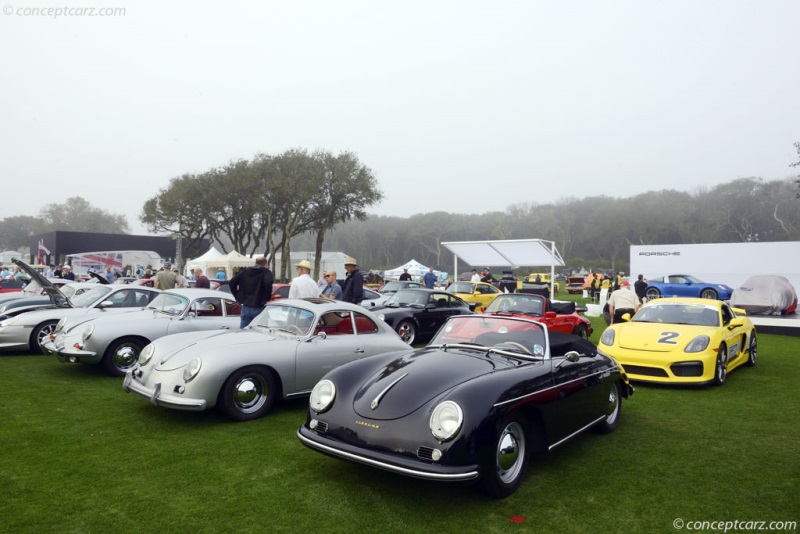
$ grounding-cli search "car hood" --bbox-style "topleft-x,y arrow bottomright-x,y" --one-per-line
616,322 -> 714,352
352,348 -> 512,420
153,328 -> 288,371
11,258 -> 71,307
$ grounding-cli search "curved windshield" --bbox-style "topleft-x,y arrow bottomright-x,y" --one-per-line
70,286 -> 113,308
384,289 -> 429,308
147,293 -> 191,316
60,285 -> 80,299
430,315 -> 547,358
485,294 -> 544,316
250,305 -> 315,335
380,281 -> 409,293
446,282 -> 475,294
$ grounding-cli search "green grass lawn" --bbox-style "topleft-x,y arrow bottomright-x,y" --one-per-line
1,322 -> 798,533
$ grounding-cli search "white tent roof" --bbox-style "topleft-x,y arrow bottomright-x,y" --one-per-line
189,246 -> 224,263
384,259 -> 431,277
184,246 -> 225,277
441,239 -> 564,268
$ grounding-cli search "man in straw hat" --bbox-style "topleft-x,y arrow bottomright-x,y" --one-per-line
289,259 -> 319,299
340,256 -> 364,305
229,256 -> 274,328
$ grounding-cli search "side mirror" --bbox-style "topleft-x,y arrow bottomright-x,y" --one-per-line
728,317 -> 745,329
543,311 -> 557,320
555,351 -> 583,369
97,300 -> 114,309
308,331 -> 327,341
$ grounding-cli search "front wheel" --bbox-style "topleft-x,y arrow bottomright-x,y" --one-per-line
593,382 -> 622,434
745,331 -> 757,367
645,288 -> 661,300
103,337 -> 146,377
700,288 -> 718,299
31,320 -> 58,355
713,346 -> 727,386
396,320 -> 416,344
572,324 -> 589,339
480,415 -> 529,498
218,366 -> 278,422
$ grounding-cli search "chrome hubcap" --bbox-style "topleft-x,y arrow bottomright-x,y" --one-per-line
605,387 -> 619,425
234,375 -> 267,413
496,422 -> 525,483
113,345 -> 140,371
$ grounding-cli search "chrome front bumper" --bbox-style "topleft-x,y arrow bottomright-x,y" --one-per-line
123,371 -> 207,411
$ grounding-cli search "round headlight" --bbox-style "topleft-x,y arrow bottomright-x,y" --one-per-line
378,313 -> 386,321
430,400 -> 463,442
138,344 -> 155,366
82,324 -> 94,341
600,329 -> 615,346
309,380 -> 336,414
56,317 -> 66,333
685,335 -> 710,353
183,358 -> 202,382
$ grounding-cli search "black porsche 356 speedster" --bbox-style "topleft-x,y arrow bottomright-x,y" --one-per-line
297,314 -> 634,498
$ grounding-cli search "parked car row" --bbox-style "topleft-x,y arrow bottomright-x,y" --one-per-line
6,258 -> 775,499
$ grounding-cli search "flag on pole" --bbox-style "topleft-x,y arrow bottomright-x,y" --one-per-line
38,239 -> 50,264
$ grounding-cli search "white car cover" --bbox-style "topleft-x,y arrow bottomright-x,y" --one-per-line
730,275 -> 798,315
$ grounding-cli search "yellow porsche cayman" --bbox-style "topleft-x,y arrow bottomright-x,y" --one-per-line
598,297 -> 756,385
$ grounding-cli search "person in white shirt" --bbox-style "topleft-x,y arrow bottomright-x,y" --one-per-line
289,260 -> 320,299
470,269 -> 480,282
607,280 -> 640,324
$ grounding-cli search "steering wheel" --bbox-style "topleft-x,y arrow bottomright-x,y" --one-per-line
499,300 -> 511,312
492,342 -> 532,355
285,325 -> 303,335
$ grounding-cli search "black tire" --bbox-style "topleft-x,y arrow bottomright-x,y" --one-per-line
593,382 -> 622,434
397,320 -> 416,344
645,287 -> 661,300
713,346 -> 727,386
700,288 -> 718,300
31,320 -> 58,355
572,324 -> 589,339
745,331 -> 757,367
480,414 -> 529,499
103,337 -> 146,377
218,366 -> 278,422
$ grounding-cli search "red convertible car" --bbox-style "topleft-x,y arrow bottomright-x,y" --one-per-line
483,293 -> 593,339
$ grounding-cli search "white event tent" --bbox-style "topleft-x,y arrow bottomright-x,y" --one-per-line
205,250 -> 254,280
383,259 -> 444,281
184,246 -> 224,277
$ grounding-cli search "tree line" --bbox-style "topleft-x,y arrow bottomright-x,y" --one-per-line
2,146 -> 798,281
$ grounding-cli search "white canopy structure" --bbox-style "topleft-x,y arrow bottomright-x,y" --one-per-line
205,251 -> 254,279
184,246 -> 224,277
441,239 -> 564,298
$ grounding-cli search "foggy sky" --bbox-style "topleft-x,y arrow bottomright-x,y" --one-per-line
2,0 -> 798,235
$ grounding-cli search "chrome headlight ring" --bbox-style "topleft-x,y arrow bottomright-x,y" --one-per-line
182,358 -> 202,382
138,344 -> 155,366
430,400 -> 463,442
309,380 -> 336,414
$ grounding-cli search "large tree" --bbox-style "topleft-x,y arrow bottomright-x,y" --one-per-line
40,197 -> 130,234
305,150 -> 383,276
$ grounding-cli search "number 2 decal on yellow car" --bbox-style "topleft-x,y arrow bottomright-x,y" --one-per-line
658,332 -> 680,344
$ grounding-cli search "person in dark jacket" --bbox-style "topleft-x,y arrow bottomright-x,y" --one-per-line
194,268 -> 211,289
340,256 -> 364,305
229,256 -> 274,328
